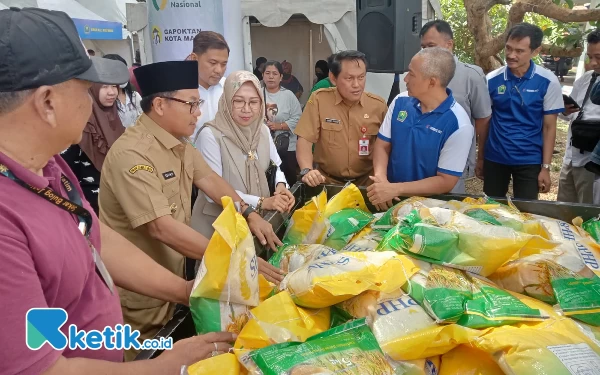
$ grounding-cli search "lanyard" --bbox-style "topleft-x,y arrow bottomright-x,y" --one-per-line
0,163 -> 114,294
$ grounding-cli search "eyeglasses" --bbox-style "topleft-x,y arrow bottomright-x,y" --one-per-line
160,97 -> 204,113
232,98 -> 262,110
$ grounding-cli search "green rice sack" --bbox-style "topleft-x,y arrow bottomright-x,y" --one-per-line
250,318 -> 395,375
322,208 -> 374,250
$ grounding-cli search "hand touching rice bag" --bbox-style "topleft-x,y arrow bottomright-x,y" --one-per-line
190,197 -> 259,334
251,319 -> 396,375
268,244 -> 338,273
280,251 -> 419,308
438,345 -> 504,375
182,353 -> 240,375
378,207 -> 555,276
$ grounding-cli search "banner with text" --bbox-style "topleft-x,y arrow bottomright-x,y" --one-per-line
148,0 -> 224,62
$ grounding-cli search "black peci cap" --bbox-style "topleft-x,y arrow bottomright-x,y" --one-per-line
133,61 -> 199,98
0,7 -> 129,91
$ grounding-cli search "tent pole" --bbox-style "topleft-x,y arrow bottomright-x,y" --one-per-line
309,28 -> 314,93
242,16 -> 253,72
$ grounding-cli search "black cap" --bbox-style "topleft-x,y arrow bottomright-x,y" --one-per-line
0,7 -> 129,91
133,61 -> 199,98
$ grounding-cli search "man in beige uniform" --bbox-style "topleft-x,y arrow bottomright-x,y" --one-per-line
99,61 -> 283,361
295,50 -> 388,187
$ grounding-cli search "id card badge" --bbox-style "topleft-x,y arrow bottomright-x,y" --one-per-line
91,244 -> 115,295
358,126 -> 370,156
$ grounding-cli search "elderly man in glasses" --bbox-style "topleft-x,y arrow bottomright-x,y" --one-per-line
98,61 -> 284,361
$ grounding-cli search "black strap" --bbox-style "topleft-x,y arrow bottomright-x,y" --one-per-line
0,164 -> 93,238
576,73 -> 599,121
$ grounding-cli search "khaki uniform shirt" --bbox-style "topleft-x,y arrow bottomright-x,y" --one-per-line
295,88 -> 387,184
99,113 -> 212,309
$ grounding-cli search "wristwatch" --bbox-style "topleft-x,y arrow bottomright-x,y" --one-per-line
242,205 -> 256,219
541,164 -> 551,170
300,168 -> 312,177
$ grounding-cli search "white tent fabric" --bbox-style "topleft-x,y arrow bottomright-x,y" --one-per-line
242,0 -> 354,27
74,0 -> 136,24
2,0 -> 106,20
0,2 -> 7,9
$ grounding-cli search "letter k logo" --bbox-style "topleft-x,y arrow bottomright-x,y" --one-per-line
26,308 -> 68,350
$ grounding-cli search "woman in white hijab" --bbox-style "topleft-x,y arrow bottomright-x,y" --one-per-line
191,71 -> 295,238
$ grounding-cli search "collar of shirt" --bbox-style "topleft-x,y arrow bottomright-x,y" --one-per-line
0,151 -> 57,189
198,77 -> 225,94
333,88 -> 366,107
413,88 -> 456,115
504,60 -> 536,81
138,113 -> 182,150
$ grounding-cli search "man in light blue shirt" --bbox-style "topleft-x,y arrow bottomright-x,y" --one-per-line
483,23 -> 564,200
368,47 -> 473,210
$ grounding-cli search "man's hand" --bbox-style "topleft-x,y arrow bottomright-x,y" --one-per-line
538,168 -> 551,193
367,176 -> 400,211
262,194 -> 291,213
258,257 -> 285,284
247,212 -> 282,252
563,104 -> 580,116
275,183 -> 295,211
161,332 -> 236,365
475,159 -> 484,180
302,170 -> 326,187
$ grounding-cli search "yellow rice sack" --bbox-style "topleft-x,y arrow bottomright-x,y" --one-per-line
438,345 -> 504,375
280,251 -> 419,308
268,244 -> 338,273
182,353 -> 240,375
281,189 -> 327,245
389,357 -> 441,375
373,197 -> 447,231
190,197 -> 259,334
472,294 -> 600,375
379,206 -> 556,276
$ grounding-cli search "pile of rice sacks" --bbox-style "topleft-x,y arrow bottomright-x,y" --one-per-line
183,186 -> 600,375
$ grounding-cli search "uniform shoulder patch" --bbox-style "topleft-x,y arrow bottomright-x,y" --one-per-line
129,164 -> 155,174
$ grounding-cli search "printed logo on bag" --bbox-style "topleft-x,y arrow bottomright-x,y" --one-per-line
162,171 -> 176,180
129,165 -> 155,174
26,308 -> 173,351
498,85 -> 507,95
397,111 -> 408,122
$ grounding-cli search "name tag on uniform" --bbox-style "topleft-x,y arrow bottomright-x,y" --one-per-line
325,118 -> 340,124
358,126 -> 370,156
162,171 -> 176,180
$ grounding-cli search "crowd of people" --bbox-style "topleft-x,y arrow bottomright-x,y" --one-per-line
1,5 -> 600,375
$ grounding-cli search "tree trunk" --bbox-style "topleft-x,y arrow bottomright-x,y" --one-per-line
464,0 -> 600,73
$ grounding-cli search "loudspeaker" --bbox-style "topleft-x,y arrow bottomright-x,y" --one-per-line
357,0 -> 422,73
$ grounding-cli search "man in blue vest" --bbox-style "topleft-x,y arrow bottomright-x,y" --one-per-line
368,47 -> 473,210
483,23 -> 564,200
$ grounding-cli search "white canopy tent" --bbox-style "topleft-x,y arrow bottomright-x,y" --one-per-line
240,0 -> 440,102
1,0 -> 135,65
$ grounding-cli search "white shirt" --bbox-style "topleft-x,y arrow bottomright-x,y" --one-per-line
198,125 -> 288,206
561,71 -> 600,167
194,78 -> 225,141
118,92 -> 143,128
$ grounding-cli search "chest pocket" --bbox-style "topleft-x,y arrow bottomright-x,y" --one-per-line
321,121 -> 343,148
162,174 -> 180,199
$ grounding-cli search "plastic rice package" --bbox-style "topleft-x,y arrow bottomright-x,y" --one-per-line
341,226 -> 385,253
281,189 -> 328,246
388,357 -> 440,375
250,319 -> 396,375
419,266 -> 548,328
378,207 -> 556,276
181,353 -> 240,375
190,197 -> 259,334
583,215 -> 600,244
438,345 -> 504,375
268,244 -> 338,273
442,196 -> 549,238
234,291 -> 330,373
280,251 -> 419,308
373,197 -> 447,231
322,208 -> 374,250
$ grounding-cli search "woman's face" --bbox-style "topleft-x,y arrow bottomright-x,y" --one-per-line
263,65 -> 282,90
98,85 -> 118,107
232,82 -> 262,127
